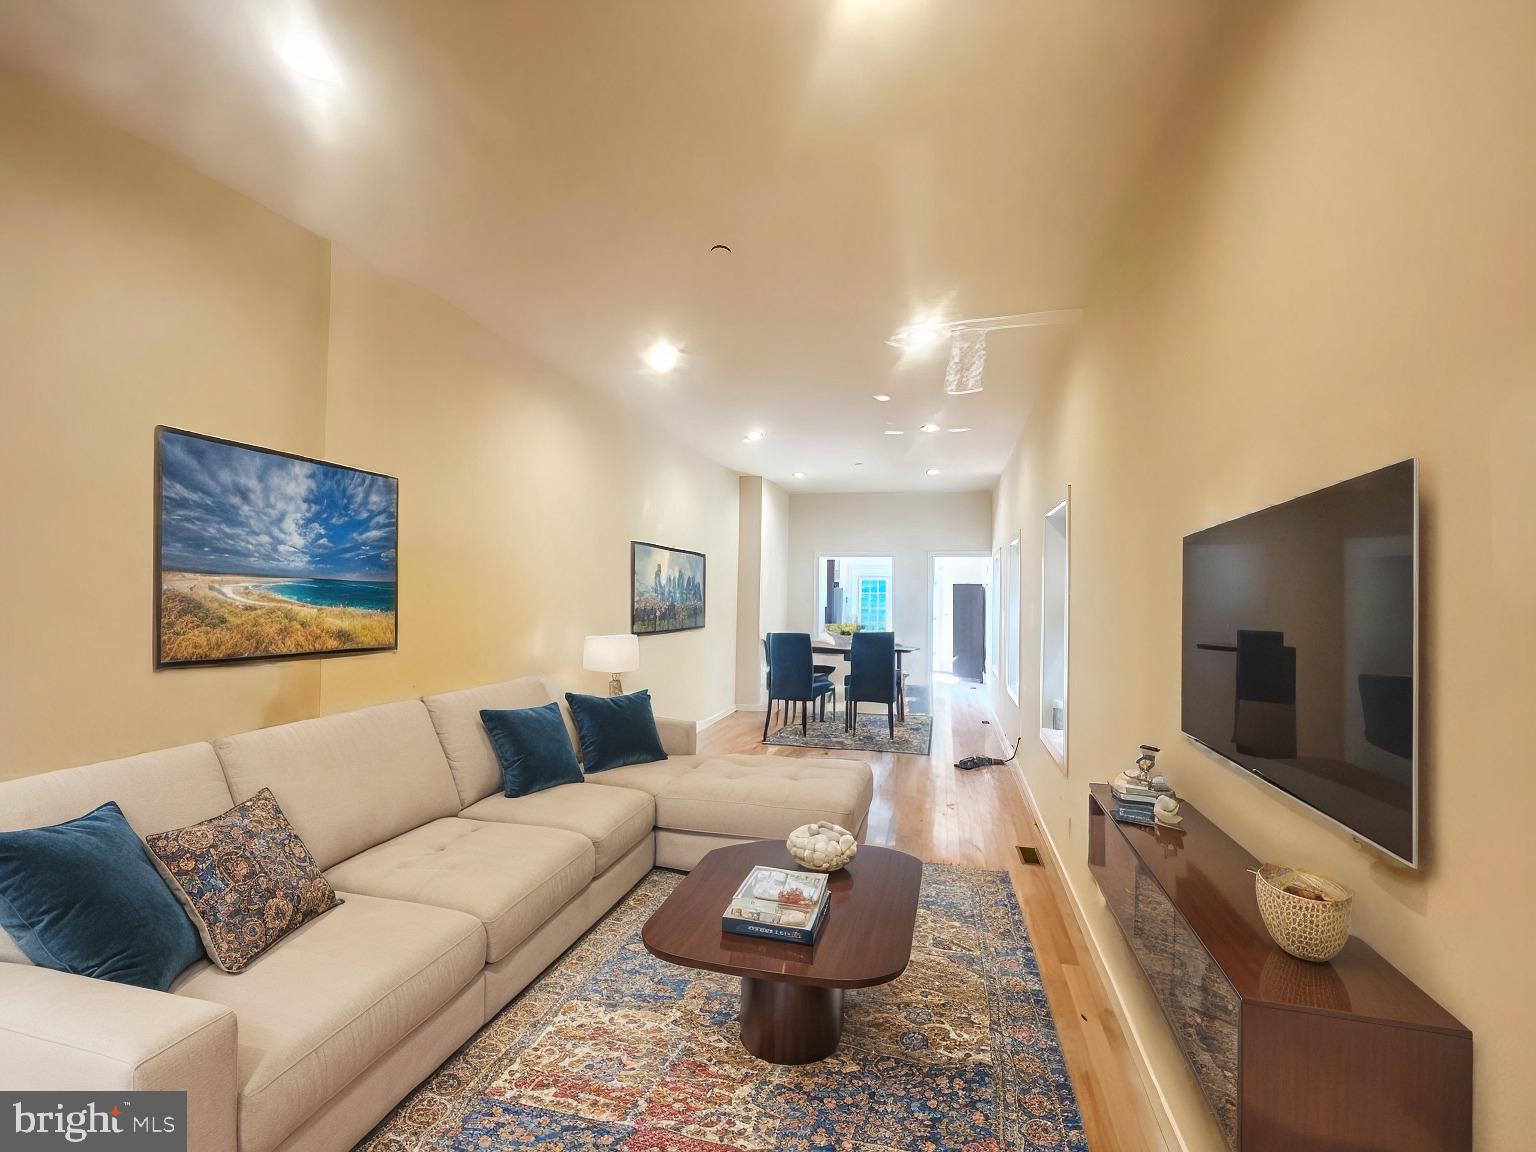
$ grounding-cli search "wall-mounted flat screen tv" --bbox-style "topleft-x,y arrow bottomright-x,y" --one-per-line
1181,460 -> 1418,866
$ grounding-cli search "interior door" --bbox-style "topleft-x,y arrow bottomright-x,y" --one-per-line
952,583 -> 985,681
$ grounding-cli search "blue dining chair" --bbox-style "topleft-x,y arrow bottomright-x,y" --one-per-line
844,630 -> 898,737
764,636 -> 835,727
765,633 -> 834,739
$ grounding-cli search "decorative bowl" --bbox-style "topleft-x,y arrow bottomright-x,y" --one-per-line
786,821 -> 857,872
1254,863 -> 1353,962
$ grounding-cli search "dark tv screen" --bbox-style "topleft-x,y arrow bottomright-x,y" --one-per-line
1181,460 -> 1417,865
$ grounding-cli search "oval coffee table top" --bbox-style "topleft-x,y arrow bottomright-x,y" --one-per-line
642,841 -> 924,989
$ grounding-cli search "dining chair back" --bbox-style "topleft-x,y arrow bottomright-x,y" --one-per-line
845,630 -> 898,736
764,632 -> 834,739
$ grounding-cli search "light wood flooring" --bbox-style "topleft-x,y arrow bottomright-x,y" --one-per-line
699,678 -> 1170,1152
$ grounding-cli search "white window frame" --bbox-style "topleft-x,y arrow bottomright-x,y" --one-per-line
1039,492 -> 1070,770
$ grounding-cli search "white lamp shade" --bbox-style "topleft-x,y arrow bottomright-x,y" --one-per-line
583,633 -> 640,674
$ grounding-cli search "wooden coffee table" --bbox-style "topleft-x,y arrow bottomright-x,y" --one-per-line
642,841 -> 923,1064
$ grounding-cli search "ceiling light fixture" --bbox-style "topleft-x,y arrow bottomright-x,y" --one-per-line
792,472 -> 806,479
642,339 -> 681,373
872,394 -> 891,402
886,309 -> 1084,396
743,430 -> 765,442
926,468 -> 942,476
887,315 -> 947,354
944,329 -> 987,396
277,23 -> 342,86
919,423 -> 940,433
947,427 -> 971,433
883,429 -> 904,436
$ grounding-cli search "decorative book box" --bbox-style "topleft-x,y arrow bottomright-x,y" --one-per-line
1087,784 -> 1471,1152
723,866 -> 829,945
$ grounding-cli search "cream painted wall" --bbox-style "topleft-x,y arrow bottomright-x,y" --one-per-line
0,69 -> 330,779
0,68 -> 740,781
733,476 -> 791,709
317,249 -> 740,723
988,4 -> 1536,1148
787,492 -> 993,686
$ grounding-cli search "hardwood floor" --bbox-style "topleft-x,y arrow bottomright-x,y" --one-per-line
700,677 -> 1171,1152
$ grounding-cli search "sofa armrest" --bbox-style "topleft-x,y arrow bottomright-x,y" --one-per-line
0,964 -> 238,1152
654,716 -> 698,756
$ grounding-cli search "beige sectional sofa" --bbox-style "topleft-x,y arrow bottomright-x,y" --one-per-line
0,676 -> 873,1152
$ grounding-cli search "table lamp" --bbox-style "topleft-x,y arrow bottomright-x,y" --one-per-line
583,634 -> 640,696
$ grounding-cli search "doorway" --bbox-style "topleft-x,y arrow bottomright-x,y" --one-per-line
930,554 -> 992,684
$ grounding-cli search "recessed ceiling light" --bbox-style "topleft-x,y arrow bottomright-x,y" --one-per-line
926,468 -> 941,476
743,430 -> 765,442
792,471 -> 806,479
278,28 -> 342,86
919,423 -> 940,433
887,315 -> 949,353
872,394 -> 891,402
883,429 -> 904,436
642,339 -> 681,373
947,427 -> 971,433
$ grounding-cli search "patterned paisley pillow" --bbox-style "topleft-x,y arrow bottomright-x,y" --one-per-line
145,788 -> 341,973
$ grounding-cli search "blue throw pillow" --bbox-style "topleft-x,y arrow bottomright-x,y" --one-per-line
482,703 -> 584,797
0,801 -> 202,991
565,689 -> 669,773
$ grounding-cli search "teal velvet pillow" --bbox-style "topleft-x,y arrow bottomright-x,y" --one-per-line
0,801 -> 202,991
565,689 -> 669,773
482,703 -> 584,797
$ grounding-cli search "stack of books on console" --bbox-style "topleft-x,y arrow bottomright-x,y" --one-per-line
722,866 -> 830,945
1111,770 -> 1175,828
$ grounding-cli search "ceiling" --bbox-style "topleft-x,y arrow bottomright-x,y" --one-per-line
0,0 -> 1222,492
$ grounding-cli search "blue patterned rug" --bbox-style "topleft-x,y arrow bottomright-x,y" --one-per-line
357,865 -> 1086,1151
763,713 -> 933,756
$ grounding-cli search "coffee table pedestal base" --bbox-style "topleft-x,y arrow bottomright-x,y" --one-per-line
739,977 -> 844,1065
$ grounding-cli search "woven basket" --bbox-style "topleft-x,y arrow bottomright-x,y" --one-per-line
1254,864 -> 1353,962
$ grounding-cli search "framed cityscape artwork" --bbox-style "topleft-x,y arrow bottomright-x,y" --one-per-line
631,540 -> 705,635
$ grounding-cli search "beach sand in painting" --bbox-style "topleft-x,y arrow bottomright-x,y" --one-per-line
159,571 -> 396,664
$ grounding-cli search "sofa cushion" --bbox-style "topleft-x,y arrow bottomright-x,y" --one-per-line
655,755 -> 874,840
324,818 -> 592,963
171,892 -> 482,1152
214,700 -> 461,871
0,801 -> 203,991
460,782 -> 655,876
147,789 -> 342,974
0,742 -> 234,837
481,704 -> 583,797
422,676 -> 574,808
583,755 -> 702,797
565,690 -> 668,773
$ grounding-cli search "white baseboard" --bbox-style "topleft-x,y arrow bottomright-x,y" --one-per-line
1009,762 -> 1192,1152
696,706 -> 737,732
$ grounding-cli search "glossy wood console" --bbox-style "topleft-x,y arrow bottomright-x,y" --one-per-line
1087,784 -> 1471,1151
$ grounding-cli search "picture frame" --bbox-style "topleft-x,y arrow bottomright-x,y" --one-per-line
155,426 -> 399,667
630,540 -> 705,635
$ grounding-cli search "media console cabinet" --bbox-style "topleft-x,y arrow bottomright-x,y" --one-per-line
1087,784 -> 1471,1151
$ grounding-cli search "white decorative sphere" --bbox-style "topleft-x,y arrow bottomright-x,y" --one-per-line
786,821 -> 858,872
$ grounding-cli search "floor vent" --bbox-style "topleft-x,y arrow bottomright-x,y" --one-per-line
1016,845 -> 1043,866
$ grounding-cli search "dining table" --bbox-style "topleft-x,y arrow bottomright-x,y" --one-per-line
810,641 -> 919,721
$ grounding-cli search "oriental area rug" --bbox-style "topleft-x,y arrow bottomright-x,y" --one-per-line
763,713 -> 934,756
356,865 -> 1086,1152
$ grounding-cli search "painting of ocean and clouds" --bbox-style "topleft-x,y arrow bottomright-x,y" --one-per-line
155,427 -> 398,666
631,541 -> 705,635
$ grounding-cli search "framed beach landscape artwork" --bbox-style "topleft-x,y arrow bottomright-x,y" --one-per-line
155,427 -> 399,667
631,541 -> 705,635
